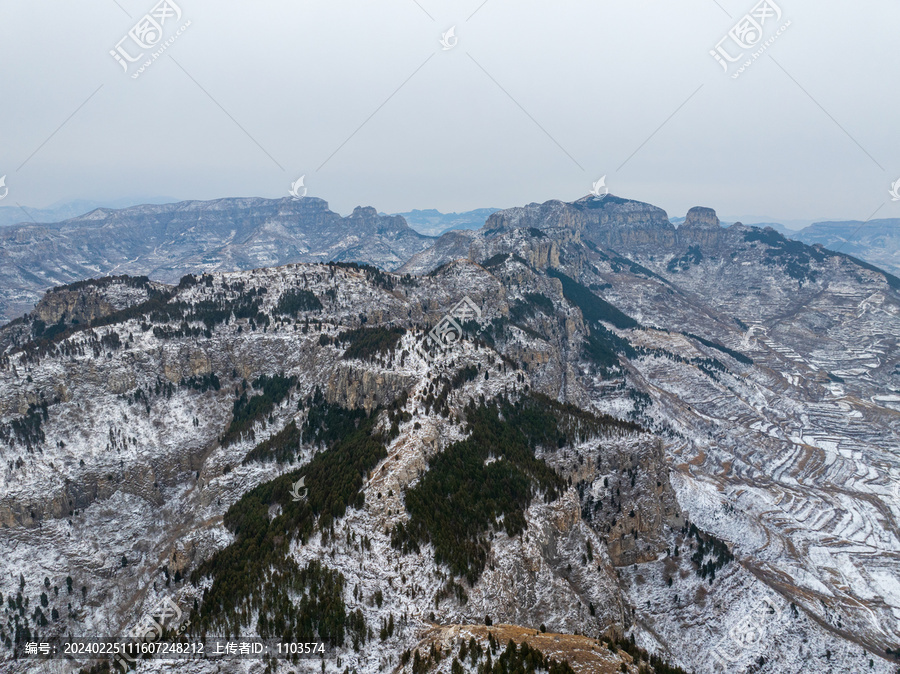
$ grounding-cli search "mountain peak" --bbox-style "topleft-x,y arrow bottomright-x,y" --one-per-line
350,205 -> 379,218
682,206 -> 720,229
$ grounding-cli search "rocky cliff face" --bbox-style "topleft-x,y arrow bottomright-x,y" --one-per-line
482,196 -> 675,251
31,278 -> 165,326
402,196 -> 740,276
677,206 -> 722,248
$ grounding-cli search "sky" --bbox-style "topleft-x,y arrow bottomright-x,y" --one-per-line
0,0 -> 898,225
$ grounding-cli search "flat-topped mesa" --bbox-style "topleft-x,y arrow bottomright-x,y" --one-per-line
484,199 -> 584,233
678,206 -> 723,248
347,205 -> 411,235
681,206 -> 720,230
483,195 -> 675,250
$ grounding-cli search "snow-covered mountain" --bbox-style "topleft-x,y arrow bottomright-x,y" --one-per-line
0,197 -> 178,230
1,195 -> 899,673
787,218 -> 900,277
673,212 -> 900,278
699,216 -> 900,278
0,197 -> 435,323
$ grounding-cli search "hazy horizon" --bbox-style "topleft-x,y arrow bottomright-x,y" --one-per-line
0,192 -> 881,232
3,192 -> 895,233
2,0 -> 898,224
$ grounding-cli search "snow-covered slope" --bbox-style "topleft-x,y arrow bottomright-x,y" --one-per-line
1,196 -> 898,674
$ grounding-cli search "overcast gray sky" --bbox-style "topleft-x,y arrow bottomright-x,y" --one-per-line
1,0 -> 898,224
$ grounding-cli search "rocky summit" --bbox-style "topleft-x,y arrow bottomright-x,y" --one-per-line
0,194 -> 899,673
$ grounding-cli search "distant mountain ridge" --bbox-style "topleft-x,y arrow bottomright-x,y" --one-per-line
785,218 -> 900,275
0,196 -> 434,322
0,197 -> 177,228
392,207 -> 499,236
400,195 -> 900,306
684,214 -> 900,277
720,217 -> 900,277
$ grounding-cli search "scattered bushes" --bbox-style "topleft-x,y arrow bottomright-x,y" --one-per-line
684,520 -> 734,582
180,372 -> 221,393
666,245 -> 704,273
0,402 -> 48,451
